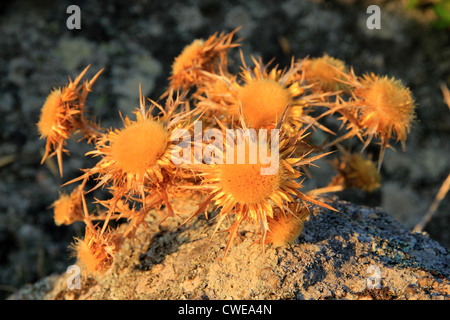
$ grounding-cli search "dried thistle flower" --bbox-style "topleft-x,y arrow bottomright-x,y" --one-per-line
71,225 -> 122,275
265,202 -> 310,247
52,185 -> 85,226
184,127 -> 336,255
323,73 -> 415,169
67,90 -> 192,234
194,54 -> 334,136
302,54 -> 350,93
332,149 -> 381,193
237,57 -> 305,130
37,65 -> 103,176
169,28 -> 240,91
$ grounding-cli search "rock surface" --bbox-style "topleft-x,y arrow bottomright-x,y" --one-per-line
10,197 -> 449,300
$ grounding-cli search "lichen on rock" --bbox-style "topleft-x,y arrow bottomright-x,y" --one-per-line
20,197 -> 448,300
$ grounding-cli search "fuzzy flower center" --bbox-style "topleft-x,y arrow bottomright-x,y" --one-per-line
266,212 -> 305,246
220,164 -> 280,204
239,79 -> 291,129
359,77 -> 415,142
111,119 -> 168,177
219,141 -> 281,204
305,56 -> 347,91
53,194 -> 71,225
37,89 -> 62,137
172,39 -> 204,76
75,240 -> 104,274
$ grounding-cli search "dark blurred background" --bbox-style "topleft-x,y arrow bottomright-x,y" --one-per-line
0,0 -> 449,299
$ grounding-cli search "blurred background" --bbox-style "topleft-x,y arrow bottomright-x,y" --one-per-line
0,0 -> 449,299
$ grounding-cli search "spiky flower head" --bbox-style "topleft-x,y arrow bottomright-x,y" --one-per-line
110,117 -> 169,181
52,185 -> 85,226
231,56 -> 307,130
193,55 -> 334,136
323,73 -> 415,169
355,74 -> 415,145
71,225 -> 121,275
37,65 -> 103,176
302,54 -> 349,93
265,202 -> 310,247
332,150 -> 381,193
169,29 -> 240,91
184,126 -> 336,255
68,90 -> 191,227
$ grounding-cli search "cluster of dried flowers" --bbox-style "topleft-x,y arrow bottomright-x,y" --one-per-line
37,29 -> 415,275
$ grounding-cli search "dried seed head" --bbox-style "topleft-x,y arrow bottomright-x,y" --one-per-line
303,54 -> 349,93
37,66 -> 104,176
185,129 -> 336,255
71,226 -> 121,275
169,29 -> 240,90
355,74 -> 415,145
334,152 -> 381,193
235,57 -> 308,131
110,118 -> 168,179
37,89 -> 68,138
190,55 -> 319,131
171,39 -> 205,89
53,194 -> 72,225
37,87 -> 80,174
265,204 -> 309,247
354,74 -> 416,169
65,90 -> 191,234
52,186 -> 84,226
80,107 -> 181,198
218,140 -> 282,204
323,73 -> 416,169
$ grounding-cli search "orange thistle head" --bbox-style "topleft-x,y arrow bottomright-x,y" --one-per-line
323,73 -> 415,170
355,73 -> 415,144
109,117 -> 169,181
183,126 -> 336,255
302,54 -> 349,93
354,74 -> 415,169
71,225 -> 122,275
194,54 -> 333,135
332,150 -> 381,193
169,28 -> 240,91
37,65 -> 104,176
52,185 -> 85,226
236,56 -> 306,130
265,202 -> 310,247
67,89 -> 191,229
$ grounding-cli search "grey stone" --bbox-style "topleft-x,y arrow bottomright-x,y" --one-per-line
18,198 -> 449,300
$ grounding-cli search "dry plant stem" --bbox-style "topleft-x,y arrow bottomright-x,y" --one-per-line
0,154 -> 16,168
413,173 -> 450,233
308,184 -> 345,196
413,85 -> 450,231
